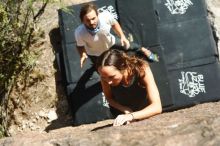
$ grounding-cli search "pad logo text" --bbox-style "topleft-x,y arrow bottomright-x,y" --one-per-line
165,0 -> 193,15
179,71 -> 206,97
98,5 -> 118,20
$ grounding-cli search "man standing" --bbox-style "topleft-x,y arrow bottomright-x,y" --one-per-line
75,3 -> 158,68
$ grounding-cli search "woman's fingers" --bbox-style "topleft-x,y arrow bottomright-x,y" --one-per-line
113,114 -> 133,126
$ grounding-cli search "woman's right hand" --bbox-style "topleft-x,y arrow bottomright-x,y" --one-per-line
113,113 -> 133,126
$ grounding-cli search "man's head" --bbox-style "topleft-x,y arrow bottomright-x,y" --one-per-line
80,3 -> 99,30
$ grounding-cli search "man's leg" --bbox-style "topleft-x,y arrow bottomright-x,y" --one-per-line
114,36 -> 159,62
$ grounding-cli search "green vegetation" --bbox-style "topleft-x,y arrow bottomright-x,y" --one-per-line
0,0 -> 58,137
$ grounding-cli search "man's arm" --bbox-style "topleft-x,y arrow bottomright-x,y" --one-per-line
75,26 -> 88,68
76,46 -> 88,68
112,21 -> 130,49
112,26 -> 160,62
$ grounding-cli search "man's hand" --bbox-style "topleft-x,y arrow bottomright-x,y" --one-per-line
112,22 -> 130,49
120,36 -> 130,49
80,53 -> 88,68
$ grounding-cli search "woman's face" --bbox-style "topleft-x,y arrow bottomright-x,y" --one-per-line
98,66 -> 123,86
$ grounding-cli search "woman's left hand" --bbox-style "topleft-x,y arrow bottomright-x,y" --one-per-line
113,114 -> 133,126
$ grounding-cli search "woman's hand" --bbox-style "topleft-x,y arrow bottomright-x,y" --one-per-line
113,114 -> 133,126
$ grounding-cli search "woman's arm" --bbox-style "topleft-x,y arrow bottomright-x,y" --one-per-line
130,64 -> 162,120
113,64 -> 162,126
100,80 -> 133,114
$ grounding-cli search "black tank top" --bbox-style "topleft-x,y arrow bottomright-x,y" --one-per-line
111,75 -> 148,111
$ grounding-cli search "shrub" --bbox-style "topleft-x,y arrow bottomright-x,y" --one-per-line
0,0 -> 53,137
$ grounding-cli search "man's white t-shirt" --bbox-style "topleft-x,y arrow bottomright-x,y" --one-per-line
75,11 -> 117,56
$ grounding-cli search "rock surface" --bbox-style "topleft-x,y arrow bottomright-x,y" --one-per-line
0,102 -> 220,146
206,0 -> 220,58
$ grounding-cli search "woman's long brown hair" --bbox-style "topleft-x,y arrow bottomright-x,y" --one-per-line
96,45 -> 148,80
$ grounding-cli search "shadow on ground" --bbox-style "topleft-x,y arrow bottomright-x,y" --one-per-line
45,28 -> 74,132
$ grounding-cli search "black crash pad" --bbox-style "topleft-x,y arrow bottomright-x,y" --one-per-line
57,0 -> 220,125
153,0 -> 207,24
117,0 -> 159,47
165,59 -> 220,111
158,17 -> 218,65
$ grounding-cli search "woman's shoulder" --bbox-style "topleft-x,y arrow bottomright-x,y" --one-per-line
139,60 -> 149,70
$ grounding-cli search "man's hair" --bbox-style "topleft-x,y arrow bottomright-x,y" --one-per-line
80,3 -> 98,22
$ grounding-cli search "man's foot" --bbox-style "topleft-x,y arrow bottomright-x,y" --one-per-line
141,47 -> 159,62
148,52 -> 159,62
